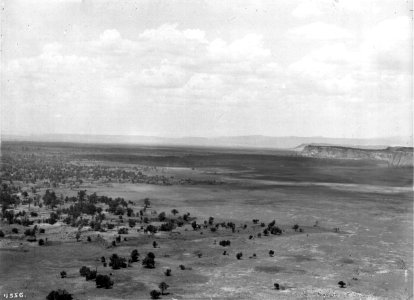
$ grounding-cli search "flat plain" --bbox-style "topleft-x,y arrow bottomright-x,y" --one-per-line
0,142 -> 412,299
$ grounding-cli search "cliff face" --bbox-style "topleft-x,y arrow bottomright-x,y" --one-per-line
301,145 -> 413,167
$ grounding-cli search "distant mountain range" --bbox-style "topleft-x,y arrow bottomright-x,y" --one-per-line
2,134 -> 412,149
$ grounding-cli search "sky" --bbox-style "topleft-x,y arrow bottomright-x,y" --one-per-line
1,0 -> 412,139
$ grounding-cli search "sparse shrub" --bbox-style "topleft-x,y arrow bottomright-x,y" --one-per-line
249,235 -> 253,239
46,289 -> 73,300
179,264 -> 185,270
165,268 -> 171,276
111,241 -> 116,247
60,271 -> 67,278
128,219 -> 136,228
79,266 -> 91,277
30,211 -> 38,217
274,283 -> 280,290
85,270 -> 97,281
210,227 -> 217,233
107,223 -> 115,230
160,221 -> 175,231
38,239 -> 45,246
39,228 -> 45,233
131,249 -> 140,262
159,282 -> 169,295
87,236 -> 91,242
142,256 -> 155,269
338,281 -> 346,288
109,254 -> 127,269
257,233 -> 261,238
292,224 -> 299,232
96,274 -> 113,289
101,256 -> 106,263
153,241 -> 158,248
236,252 -> 243,260
11,228 -> 19,234
269,250 -> 275,257
118,227 -> 128,234
150,290 -> 161,299
0,230 -> 4,237
219,240 -> 231,247
252,219 -> 259,224
158,212 -> 166,222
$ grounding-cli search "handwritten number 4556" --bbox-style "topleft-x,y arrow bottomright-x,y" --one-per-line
3,293 -> 24,299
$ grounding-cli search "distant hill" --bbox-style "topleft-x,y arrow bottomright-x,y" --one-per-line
1,134 -> 412,149
301,144 -> 413,167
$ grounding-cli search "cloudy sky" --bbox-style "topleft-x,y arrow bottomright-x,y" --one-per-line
1,0 -> 412,139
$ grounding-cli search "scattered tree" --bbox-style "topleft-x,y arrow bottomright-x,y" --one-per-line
159,282 -> 169,295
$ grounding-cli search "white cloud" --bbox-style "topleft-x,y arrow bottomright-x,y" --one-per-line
291,2 -> 323,18
289,22 -> 353,40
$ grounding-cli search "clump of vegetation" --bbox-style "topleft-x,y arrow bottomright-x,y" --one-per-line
236,252 -> 243,260
46,289 -> 73,300
96,274 -> 113,289
159,282 -> 169,295
0,230 -> 4,237
274,283 -> 280,290
150,290 -> 161,299
131,249 -> 140,262
269,250 -> 275,257
60,271 -> 67,278
142,252 -> 155,268
38,239 -> 45,246
338,281 -> 346,288
164,268 -> 171,276
179,264 -> 186,270
118,227 -> 128,234
219,240 -> 231,247
11,228 -> 19,234
109,254 -> 127,269
292,224 -> 299,232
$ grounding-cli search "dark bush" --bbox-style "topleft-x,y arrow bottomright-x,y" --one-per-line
85,270 -> 97,281
179,264 -> 185,270
236,252 -> 243,260
11,228 -> 19,234
109,254 -> 127,269
46,289 -> 73,300
60,271 -> 67,278
274,283 -> 280,290
96,274 -> 113,289
292,224 -> 299,231
80,266 -> 91,277
142,256 -> 155,268
39,228 -> 45,233
338,281 -> 346,288
0,230 -> 4,237
150,290 -> 161,299
118,227 -> 128,234
131,249 -> 139,262
87,236 -> 92,242
164,268 -> 171,276
38,239 -> 45,246
30,211 -> 38,217
269,250 -> 275,257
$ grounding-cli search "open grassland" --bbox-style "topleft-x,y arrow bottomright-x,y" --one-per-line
0,142 -> 412,299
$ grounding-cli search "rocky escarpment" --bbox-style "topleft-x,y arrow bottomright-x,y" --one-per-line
301,145 -> 413,167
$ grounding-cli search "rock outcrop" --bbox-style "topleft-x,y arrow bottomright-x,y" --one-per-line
301,145 -> 413,167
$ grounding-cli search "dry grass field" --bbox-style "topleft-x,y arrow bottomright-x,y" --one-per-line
0,142 -> 412,299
